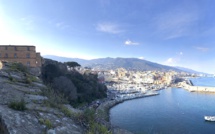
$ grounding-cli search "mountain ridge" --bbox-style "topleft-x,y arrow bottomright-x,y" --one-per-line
43,55 -> 204,73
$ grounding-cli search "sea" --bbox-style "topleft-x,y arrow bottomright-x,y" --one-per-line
110,77 -> 215,134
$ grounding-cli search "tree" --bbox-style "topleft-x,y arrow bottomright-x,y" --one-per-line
65,62 -> 81,68
42,64 -> 62,83
53,76 -> 77,101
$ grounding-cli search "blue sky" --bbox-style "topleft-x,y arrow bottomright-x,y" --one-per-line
0,0 -> 215,73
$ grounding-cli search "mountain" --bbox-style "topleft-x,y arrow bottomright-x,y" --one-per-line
84,57 -> 183,72
43,55 -> 183,72
43,55 -> 88,65
175,66 -> 208,75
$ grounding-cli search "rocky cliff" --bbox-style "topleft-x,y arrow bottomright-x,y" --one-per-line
0,61 -> 84,134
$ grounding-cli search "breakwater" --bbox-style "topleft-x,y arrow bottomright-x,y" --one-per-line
179,80 -> 215,92
95,91 -> 159,134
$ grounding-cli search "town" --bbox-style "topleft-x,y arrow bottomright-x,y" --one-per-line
72,66 -> 198,101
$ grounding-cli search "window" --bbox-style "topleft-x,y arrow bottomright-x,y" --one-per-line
14,53 -> 17,58
15,47 -> 17,51
26,61 -> 30,66
5,47 -> 7,50
26,53 -> 30,58
5,53 -> 8,58
27,47 -> 30,51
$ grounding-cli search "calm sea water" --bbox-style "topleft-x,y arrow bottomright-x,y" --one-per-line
190,77 -> 215,87
110,77 -> 215,134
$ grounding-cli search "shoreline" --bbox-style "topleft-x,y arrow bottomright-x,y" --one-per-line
95,91 -> 159,134
96,78 -> 215,133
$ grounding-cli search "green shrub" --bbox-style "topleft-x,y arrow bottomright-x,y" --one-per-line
44,119 -> 52,129
87,122 -> 112,134
10,62 -> 28,73
8,99 -> 26,111
60,105 -> 73,117
8,75 -> 16,82
38,118 -> 52,129
41,87 -> 68,108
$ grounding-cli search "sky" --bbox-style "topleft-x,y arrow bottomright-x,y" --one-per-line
0,0 -> 215,73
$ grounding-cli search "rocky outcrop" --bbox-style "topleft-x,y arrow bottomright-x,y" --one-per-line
0,62 -> 84,134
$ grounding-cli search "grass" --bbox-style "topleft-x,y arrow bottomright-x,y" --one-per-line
25,74 -> 39,84
9,62 -> 29,73
8,99 -> 27,111
87,122 -> 112,134
38,118 -> 53,129
41,86 -> 68,108
59,105 -> 73,117
74,108 -> 112,134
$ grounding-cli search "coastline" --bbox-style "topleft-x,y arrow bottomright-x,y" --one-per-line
95,78 -> 215,133
95,91 -> 159,134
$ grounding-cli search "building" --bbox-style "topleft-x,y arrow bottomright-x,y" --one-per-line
0,45 -> 42,67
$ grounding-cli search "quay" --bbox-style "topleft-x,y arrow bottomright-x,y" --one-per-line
178,79 -> 215,93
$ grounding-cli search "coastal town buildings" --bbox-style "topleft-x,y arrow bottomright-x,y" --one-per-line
0,45 -> 42,67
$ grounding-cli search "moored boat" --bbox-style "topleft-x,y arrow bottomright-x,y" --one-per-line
204,116 -> 215,121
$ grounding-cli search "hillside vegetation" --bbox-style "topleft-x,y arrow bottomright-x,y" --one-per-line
41,59 -> 107,106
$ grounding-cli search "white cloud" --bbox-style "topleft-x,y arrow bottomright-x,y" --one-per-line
96,22 -> 123,34
179,52 -> 183,55
138,57 -> 144,60
195,47 -> 209,52
124,40 -> 139,45
166,58 -> 174,63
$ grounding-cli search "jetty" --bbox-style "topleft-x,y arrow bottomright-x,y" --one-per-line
178,79 -> 215,93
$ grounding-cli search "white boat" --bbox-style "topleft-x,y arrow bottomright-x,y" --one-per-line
204,116 -> 215,121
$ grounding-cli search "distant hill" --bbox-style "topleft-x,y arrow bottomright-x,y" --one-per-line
43,55 -> 183,72
44,55 -> 207,74
43,55 -> 88,65
84,57 -> 183,72
175,66 -> 208,75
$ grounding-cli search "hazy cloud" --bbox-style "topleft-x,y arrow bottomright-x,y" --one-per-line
155,9 -> 198,39
124,40 -> 139,45
195,47 -> 209,52
179,52 -> 183,55
96,22 -> 123,34
99,0 -> 110,7
20,16 -> 35,30
56,22 -> 70,30
138,57 -> 144,60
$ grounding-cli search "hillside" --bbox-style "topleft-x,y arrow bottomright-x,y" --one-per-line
0,61 -> 83,134
43,55 -> 182,72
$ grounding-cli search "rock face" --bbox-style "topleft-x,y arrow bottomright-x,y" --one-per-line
0,62 -> 84,134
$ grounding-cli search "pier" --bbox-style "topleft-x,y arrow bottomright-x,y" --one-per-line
179,80 -> 215,92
